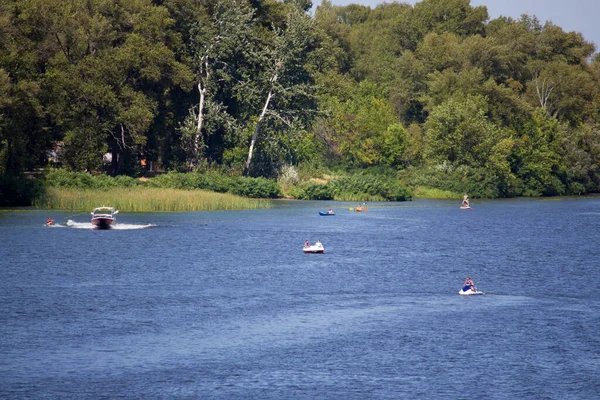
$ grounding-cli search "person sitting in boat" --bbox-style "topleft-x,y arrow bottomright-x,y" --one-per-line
462,194 -> 470,207
304,240 -> 310,248
463,276 -> 475,292
328,208 -> 334,214
316,240 -> 323,248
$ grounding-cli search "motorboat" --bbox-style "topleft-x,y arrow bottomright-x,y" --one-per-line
303,241 -> 325,254
91,206 -> 119,229
460,205 -> 472,210
458,286 -> 484,295
319,211 -> 335,216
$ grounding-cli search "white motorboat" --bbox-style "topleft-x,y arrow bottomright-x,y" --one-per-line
91,206 -> 119,229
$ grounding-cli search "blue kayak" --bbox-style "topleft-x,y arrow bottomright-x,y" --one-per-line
319,211 -> 335,216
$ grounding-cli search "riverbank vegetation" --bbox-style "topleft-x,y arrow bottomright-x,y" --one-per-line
2,0 -> 599,208
35,187 -> 270,212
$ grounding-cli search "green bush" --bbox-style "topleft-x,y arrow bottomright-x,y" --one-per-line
44,170 -> 140,189
230,177 -> 281,198
145,171 -> 281,198
399,166 -> 506,199
0,175 -> 45,207
331,172 -> 412,201
294,181 -> 335,200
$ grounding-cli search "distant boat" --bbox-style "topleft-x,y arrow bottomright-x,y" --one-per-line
460,205 -> 472,210
303,241 -> 325,254
319,211 -> 335,216
91,206 -> 118,229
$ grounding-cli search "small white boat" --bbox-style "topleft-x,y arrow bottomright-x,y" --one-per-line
303,242 -> 324,254
460,204 -> 472,210
458,286 -> 484,295
91,206 -> 119,229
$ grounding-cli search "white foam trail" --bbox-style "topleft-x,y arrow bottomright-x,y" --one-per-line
64,220 -> 155,230
111,223 -> 155,230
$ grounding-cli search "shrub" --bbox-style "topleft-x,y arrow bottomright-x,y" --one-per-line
0,175 -> 45,207
331,172 -> 412,201
277,165 -> 300,189
294,181 -> 335,200
230,177 -> 281,198
43,170 -> 140,189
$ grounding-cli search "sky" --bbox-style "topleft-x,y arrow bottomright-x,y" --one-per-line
323,0 -> 600,50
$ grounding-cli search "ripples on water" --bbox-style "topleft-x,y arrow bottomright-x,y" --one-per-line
1,198 -> 599,399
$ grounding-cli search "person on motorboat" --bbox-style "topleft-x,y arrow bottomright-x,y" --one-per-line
463,276 -> 475,292
316,240 -> 323,248
46,217 -> 54,226
462,194 -> 470,207
304,240 -> 310,248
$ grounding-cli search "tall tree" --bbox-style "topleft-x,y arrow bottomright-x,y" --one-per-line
243,4 -> 317,175
186,0 -> 255,169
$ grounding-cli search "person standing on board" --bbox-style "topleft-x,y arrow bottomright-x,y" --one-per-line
462,194 -> 470,207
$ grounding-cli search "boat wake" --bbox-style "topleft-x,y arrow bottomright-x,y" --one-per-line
56,220 -> 156,230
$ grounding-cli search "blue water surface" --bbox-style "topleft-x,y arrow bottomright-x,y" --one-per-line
1,198 -> 599,399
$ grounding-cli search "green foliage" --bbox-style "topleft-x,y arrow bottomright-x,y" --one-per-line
2,0 -> 600,202
44,170 -> 140,189
414,186 -> 462,200
424,94 -> 506,168
229,177 -> 281,198
293,181 -> 335,200
399,165 -> 509,199
0,175 -> 46,207
289,171 -> 412,201
146,171 -> 281,198
331,173 -> 412,201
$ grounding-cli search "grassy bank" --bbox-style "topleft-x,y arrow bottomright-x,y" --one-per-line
34,187 -> 271,212
413,186 -> 462,199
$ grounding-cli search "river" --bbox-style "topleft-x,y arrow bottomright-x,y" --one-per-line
1,197 -> 599,399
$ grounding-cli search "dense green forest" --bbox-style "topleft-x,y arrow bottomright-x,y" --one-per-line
1,0 -> 600,204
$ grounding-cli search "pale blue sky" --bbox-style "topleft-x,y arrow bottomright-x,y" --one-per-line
324,0 -> 599,51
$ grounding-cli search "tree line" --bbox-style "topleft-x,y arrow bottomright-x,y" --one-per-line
1,0 -> 599,198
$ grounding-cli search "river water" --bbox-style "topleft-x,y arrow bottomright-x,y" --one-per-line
1,198 -> 599,399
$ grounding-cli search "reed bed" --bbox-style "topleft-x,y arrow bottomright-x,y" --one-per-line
333,192 -> 387,202
414,186 -> 462,199
35,187 -> 271,212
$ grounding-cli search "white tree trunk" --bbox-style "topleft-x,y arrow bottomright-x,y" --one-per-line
244,68 -> 279,175
193,82 -> 206,168
244,87 -> 274,175
533,71 -> 556,112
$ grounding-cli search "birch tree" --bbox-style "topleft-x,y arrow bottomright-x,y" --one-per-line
187,0 -> 254,169
243,5 -> 317,176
